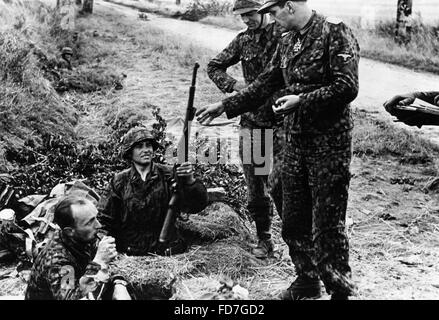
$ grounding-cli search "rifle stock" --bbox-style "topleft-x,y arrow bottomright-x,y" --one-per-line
159,63 -> 199,246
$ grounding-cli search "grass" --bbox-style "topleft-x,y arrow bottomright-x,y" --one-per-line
200,15 -> 244,31
352,17 -> 439,74
353,109 -> 439,165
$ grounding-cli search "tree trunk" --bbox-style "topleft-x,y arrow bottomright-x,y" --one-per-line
82,0 -> 94,14
176,0 -> 181,4
395,0 -> 413,44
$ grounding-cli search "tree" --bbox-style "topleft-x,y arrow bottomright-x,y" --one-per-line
82,0 -> 94,14
396,0 -> 413,44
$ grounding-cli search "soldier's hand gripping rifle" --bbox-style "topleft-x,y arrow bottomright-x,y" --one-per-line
158,62 -> 200,249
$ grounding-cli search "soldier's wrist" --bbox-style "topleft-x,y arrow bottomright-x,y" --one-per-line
92,257 -> 107,269
179,176 -> 196,185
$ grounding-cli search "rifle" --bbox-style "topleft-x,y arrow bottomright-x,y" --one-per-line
158,63 -> 200,249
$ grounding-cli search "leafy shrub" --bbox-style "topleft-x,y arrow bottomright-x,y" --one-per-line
181,0 -> 232,22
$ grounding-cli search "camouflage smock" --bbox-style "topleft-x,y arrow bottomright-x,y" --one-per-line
25,231 -> 102,300
207,21 -> 281,128
222,12 -> 360,135
97,163 -> 208,256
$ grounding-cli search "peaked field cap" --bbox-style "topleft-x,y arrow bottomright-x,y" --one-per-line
232,0 -> 262,15
258,0 -> 304,14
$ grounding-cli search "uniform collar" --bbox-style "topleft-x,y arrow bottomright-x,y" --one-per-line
299,10 -> 316,36
130,161 -> 159,182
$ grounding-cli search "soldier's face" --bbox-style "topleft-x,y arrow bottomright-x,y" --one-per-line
70,201 -> 102,243
268,4 -> 294,30
131,140 -> 154,166
240,11 -> 262,30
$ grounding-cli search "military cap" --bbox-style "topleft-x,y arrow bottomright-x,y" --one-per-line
61,47 -> 73,55
121,126 -> 160,159
258,0 -> 304,14
232,0 -> 262,15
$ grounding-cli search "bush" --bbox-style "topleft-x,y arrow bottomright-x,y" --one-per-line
181,0 -> 232,22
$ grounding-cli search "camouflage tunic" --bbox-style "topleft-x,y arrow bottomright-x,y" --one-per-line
25,231 -> 102,300
207,21 -> 281,129
97,163 -> 208,256
221,12 -> 360,295
222,12 -> 359,135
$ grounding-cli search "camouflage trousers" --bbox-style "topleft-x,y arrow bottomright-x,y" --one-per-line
281,130 -> 356,296
239,127 -> 273,240
268,123 -> 284,218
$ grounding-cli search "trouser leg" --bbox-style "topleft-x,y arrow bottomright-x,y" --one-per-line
281,134 -> 319,278
307,131 -> 356,296
239,127 -> 273,240
268,125 -> 284,218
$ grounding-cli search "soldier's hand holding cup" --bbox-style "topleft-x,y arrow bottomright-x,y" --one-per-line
93,236 -> 117,267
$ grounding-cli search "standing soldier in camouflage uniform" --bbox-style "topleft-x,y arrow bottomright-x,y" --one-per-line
97,126 -> 208,256
197,0 -> 360,300
207,0 -> 282,259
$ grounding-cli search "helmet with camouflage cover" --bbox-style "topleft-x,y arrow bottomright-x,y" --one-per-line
61,47 -> 73,56
232,0 -> 262,15
121,126 -> 161,160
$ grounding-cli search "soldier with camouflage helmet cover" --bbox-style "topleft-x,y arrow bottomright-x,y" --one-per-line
59,47 -> 73,70
197,0 -> 360,300
97,126 -> 208,256
207,0 -> 283,260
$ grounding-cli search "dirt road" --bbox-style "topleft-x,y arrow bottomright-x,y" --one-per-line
99,0 -> 439,143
